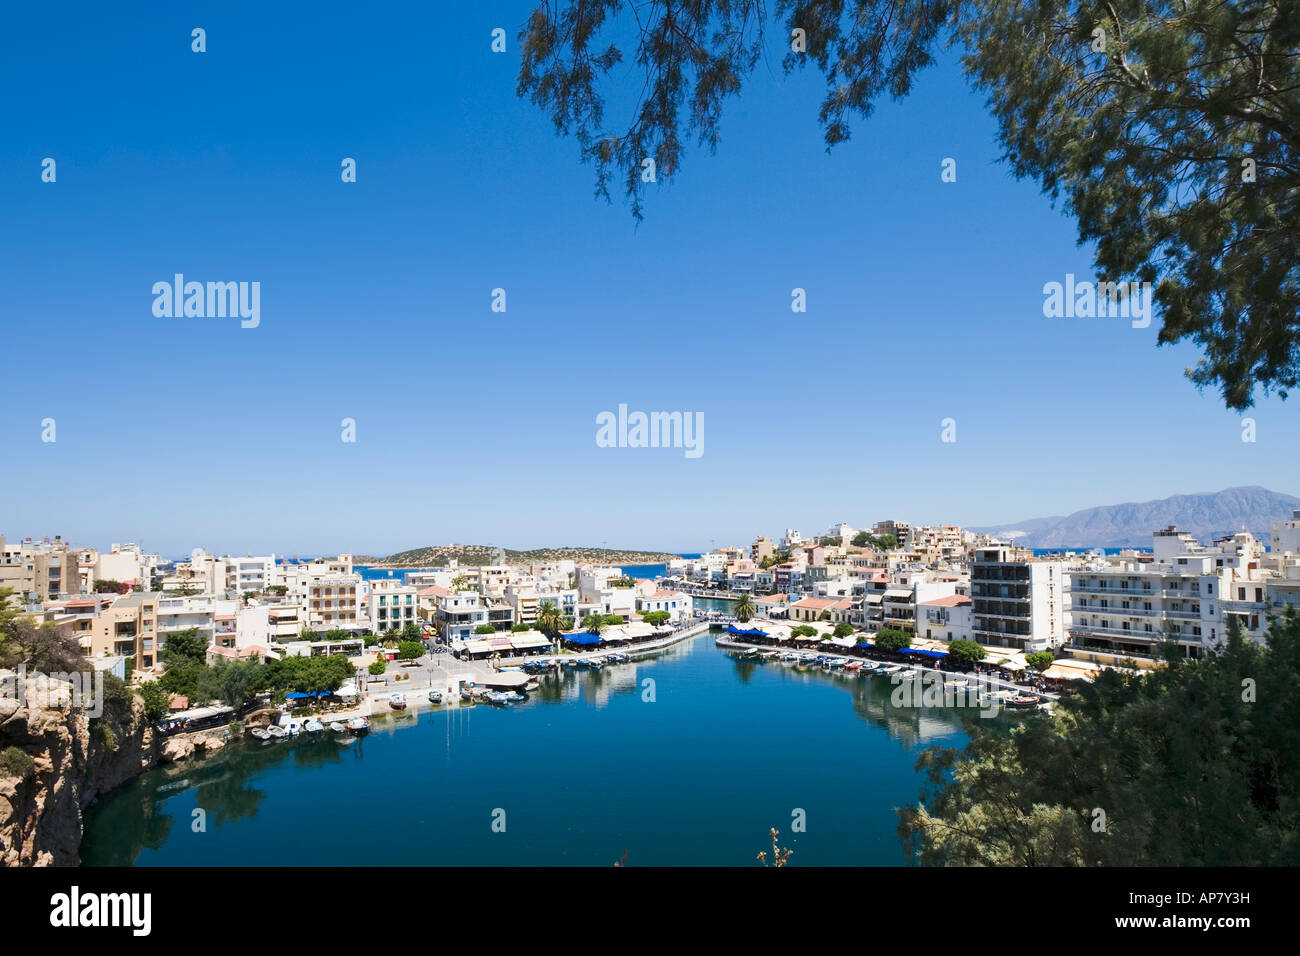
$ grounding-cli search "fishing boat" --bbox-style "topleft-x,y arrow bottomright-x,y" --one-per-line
428,690 -> 443,704
304,718 -> 325,733
388,693 -> 407,710
249,727 -> 271,741
845,661 -> 862,671
484,690 -> 511,705
1005,694 -> 1041,710
505,691 -> 525,702
346,716 -> 370,733
587,659 -> 604,671
459,687 -> 473,702
329,722 -> 346,734
265,725 -> 288,739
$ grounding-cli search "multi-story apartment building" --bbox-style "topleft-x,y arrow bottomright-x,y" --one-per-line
305,574 -> 363,632
970,546 -> 1068,651
365,579 -> 419,634
1,535 -> 75,601
88,591 -> 160,671
1068,527 -> 1272,662
1271,509 -> 1300,554
751,536 -> 775,564
436,592 -> 490,642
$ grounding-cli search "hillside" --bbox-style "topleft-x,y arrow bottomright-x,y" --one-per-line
973,485 -> 1300,549
355,544 -> 680,568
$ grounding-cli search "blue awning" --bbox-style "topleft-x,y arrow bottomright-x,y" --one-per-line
726,625 -> 769,637
902,648 -> 949,658
286,692 -> 311,699
563,632 -> 604,645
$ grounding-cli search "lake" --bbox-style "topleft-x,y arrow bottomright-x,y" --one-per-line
81,635 -> 971,866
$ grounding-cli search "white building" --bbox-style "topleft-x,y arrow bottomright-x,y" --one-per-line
916,594 -> 974,643
970,546 -> 1069,651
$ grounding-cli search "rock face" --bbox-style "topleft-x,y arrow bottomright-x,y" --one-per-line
0,670 -> 156,867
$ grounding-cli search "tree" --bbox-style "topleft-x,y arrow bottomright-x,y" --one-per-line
874,628 -> 913,653
368,658 -> 387,677
535,601 -> 564,639
209,659 -> 261,711
159,629 -> 208,668
299,628 -> 319,642
473,624 -> 496,635
791,624 -> 818,638
93,578 -> 125,594
642,610 -> 671,626
874,534 -> 898,551
899,610 -> 1300,865
451,575 -> 469,591
581,614 -> 605,635
137,680 -> 171,723
511,622 -> 532,632
851,531 -> 872,548
397,640 -> 425,660
322,628 -> 351,641
734,593 -> 756,623
833,622 -> 855,639
519,0 -> 1300,409
946,639 -> 987,665
1025,651 -> 1055,672
818,610 -> 832,621
401,622 -> 423,642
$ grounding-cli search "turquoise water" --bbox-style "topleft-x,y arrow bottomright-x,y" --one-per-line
80,637 -> 971,866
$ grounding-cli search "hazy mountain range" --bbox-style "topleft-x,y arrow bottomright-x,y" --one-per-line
972,486 -> 1300,549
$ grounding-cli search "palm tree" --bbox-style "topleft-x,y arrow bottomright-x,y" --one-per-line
582,613 -> 605,635
734,593 -> 756,623
451,574 -> 469,591
536,601 -> 563,646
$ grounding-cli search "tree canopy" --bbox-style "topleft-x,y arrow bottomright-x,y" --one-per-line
899,612 -> 1300,865
519,0 -> 1300,408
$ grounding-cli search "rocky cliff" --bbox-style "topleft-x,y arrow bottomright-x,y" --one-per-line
0,671 -> 157,866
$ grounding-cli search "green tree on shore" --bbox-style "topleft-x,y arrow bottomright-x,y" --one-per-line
734,594 -> 756,623
899,613 -> 1300,865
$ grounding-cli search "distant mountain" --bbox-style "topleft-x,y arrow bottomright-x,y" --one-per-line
973,486 -> 1300,549
356,544 -> 680,568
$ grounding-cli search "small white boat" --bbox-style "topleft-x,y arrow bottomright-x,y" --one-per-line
304,718 -> 325,733
265,725 -> 288,739
389,693 -> 407,710
428,690 -> 443,704
329,722 -> 346,733
249,728 -> 271,741
346,716 -> 370,733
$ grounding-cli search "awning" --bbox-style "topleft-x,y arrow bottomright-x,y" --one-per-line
902,648 -> 948,658
510,636 -> 551,649
563,632 -> 604,645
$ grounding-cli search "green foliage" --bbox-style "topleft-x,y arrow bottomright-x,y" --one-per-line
208,659 -> 262,710
833,622 -> 855,639
397,640 -> 425,660
368,658 -> 387,677
601,614 -> 624,626
0,746 -> 36,780
364,633 -> 380,647
159,629 -> 208,668
510,622 -> 532,632
93,579 -> 125,594
733,593 -> 756,623
137,681 -> 171,723
946,639 -> 988,664
642,610 -> 671,626
535,602 -> 564,638
299,628 -> 319,642
322,628 -> 351,641
259,654 -> 355,694
874,628 -> 913,652
791,625 -> 818,638
473,624 -> 497,634
401,622 -> 423,642
1025,651 -> 1055,672
817,610 -> 832,621
609,576 -> 636,588
900,612 -> 1300,865
581,614 -> 605,634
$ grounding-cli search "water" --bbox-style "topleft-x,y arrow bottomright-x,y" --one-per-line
80,637 -> 971,866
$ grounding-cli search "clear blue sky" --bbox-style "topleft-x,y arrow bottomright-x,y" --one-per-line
2,3 -> 1295,558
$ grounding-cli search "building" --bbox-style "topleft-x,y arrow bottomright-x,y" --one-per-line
635,589 -> 693,622
916,594 -> 974,642
1271,510 -> 1300,554
88,591 -> 161,671
365,579 -> 419,634
750,536 -> 775,564
970,546 -> 1068,651
0,535 -> 76,601
436,592 -> 490,642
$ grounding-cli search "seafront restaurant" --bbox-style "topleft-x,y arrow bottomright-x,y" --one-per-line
449,634 -> 553,661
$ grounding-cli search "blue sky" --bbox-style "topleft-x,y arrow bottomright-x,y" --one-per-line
2,3 -> 1295,558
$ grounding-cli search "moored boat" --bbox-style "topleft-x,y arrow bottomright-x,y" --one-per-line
304,718 -> 325,733
346,716 -> 370,733
428,690 -> 443,704
249,728 -> 271,741
265,725 -> 288,739
389,693 -> 407,710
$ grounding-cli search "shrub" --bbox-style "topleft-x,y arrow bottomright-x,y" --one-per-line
0,746 -> 35,780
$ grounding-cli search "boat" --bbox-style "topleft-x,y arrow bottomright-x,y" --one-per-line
389,693 -> 407,710
265,725 -> 288,739
845,661 -> 862,671
329,722 -> 346,733
505,691 -> 525,702
485,690 -> 511,705
346,716 -> 370,733
1005,694 -> 1041,709
428,690 -> 443,704
304,718 -> 325,733
460,687 -> 473,702
249,728 -> 271,741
